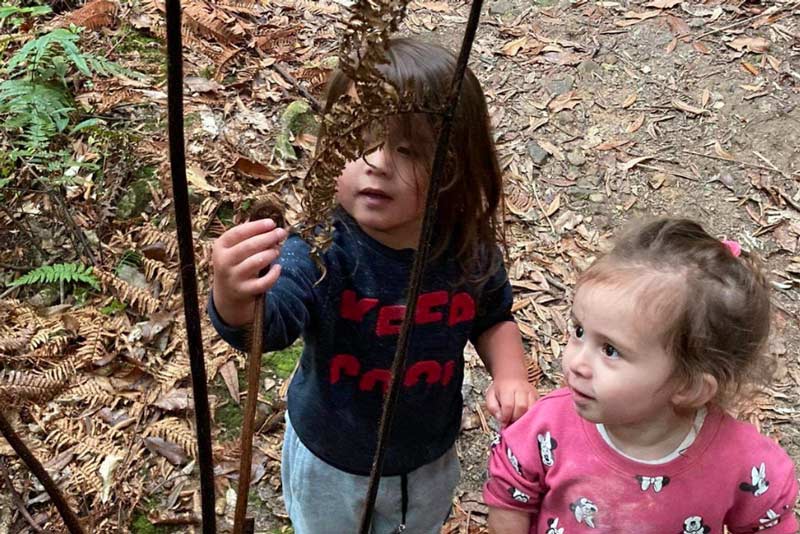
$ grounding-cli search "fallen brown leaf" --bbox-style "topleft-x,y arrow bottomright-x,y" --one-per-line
144,437 -> 189,465
233,157 -> 275,181
548,90 -> 582,113
665,38 -> 678,54
693,41 -> 711,55
538,140 -> 565,161
619,155 -> 653,172
713,141 -> 735,161
766,55 -> 782,71
219,359 -> 240,405
544,194 -> 561,217
499,36 -> 528,57
728,36 -> 770,53
646,0 -> 681,8
595,138 -> 632,151
649,172 -> 670,189
666,14 -> 690,36
154,388 -> 192,412
741,61 -> 759,76
621,93 -> 638,109
701,88 -> 710,108
626,113 -> 646,133
672,99 -> 709,116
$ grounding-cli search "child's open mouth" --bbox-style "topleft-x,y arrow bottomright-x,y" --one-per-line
359,188 -> 393,206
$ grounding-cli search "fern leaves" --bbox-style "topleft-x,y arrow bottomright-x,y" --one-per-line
8,262 -> 100,290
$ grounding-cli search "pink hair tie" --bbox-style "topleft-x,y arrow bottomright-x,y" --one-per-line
722,240 -> 741,257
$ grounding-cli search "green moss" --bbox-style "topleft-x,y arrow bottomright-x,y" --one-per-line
262,342 -> 302,379
216,399 -> 244,441
130,514 -> 171,534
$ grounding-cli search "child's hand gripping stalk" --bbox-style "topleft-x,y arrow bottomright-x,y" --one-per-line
211,218 -> 288,327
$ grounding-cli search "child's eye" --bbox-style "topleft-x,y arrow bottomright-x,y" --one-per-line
602,344 -> 620,359
396,145 -> 413,157
573,324 -> 584,339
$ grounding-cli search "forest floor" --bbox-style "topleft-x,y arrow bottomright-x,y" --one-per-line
0,0 -> 798,532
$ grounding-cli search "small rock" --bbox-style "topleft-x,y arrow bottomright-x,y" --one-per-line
589,192 -> 606,203
641,65 -> 652,74
567,150 -> 586,166
544,75 -> 575,96
688,18 -> 705,29
578,60 -> 602,78
601,54 -> 618,65
488,0 -> 512,15
527,141 -> 549,165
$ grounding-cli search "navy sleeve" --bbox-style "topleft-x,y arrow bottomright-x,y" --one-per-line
469,257 -> 514,345
208,234 -> 321,352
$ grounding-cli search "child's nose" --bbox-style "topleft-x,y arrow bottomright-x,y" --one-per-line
364,148 -> 389,176
567,345 -> 592,378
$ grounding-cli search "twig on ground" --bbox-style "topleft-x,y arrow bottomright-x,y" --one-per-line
532,180 -> 557,235
681,5 -> 793,41
683,150 -> 785,175
271,63 -> 323,114
0,458 -> 45,533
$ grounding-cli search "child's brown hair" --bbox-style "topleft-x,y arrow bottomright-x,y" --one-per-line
321,37 -> 505,284
578,218 -> 773,406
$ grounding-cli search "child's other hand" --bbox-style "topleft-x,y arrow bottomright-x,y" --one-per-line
485,379 -> 537,428
211,218 -> 287,327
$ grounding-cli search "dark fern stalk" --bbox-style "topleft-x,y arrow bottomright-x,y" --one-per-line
164,0 -> 216,530
0,411 -> 85,534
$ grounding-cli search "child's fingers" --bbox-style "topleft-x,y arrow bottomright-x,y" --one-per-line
217,219 -> 276,249
499,391 -> 514,425
485,385 -> 502,422
511,390 -> 530,423
227,227 -> 287,265
242,264 -> 281,295
234,247 -> 281,279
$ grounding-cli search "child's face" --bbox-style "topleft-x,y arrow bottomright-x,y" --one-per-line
336,142 -> 428,250
562,280 -> 681,426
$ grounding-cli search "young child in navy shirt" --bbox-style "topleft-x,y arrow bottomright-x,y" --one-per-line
210,38 -> 536,533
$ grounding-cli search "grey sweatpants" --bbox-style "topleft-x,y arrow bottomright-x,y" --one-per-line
281,415 -> 460,534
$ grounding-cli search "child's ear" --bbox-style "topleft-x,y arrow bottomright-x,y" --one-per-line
671,373 -> 718,408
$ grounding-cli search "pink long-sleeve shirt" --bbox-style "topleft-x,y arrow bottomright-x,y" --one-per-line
484,388 -> 799,534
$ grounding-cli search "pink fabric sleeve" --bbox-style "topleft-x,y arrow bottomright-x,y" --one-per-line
482,410 -> 545,516
726,439 -> 799,534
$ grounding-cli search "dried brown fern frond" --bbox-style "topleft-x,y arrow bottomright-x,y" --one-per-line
273,0 -> 340,16
183,1 -> 245,45
0,325 -> 35,353
0,370 -> 67,406
144,418 -> 198,459
298,0 -> 412,258
94,269 -> 161,315
57,0 -> 119,30
29,324 -> 68,351
142,257 -> 177,292
56,376 -> 122,409
44,418 -> 127,461
74,317 -> 118,366
217,0 -> 263,16
139,227 -> 180,259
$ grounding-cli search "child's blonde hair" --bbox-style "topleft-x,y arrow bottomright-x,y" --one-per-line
578,218 -> 773,406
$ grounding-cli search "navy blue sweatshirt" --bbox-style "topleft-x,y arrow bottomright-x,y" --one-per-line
209,213 -> 514,475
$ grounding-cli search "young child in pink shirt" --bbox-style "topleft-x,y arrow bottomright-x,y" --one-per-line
484,218 -> 799,533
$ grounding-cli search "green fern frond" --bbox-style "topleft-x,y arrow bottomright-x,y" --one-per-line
8,263 -> 100,291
